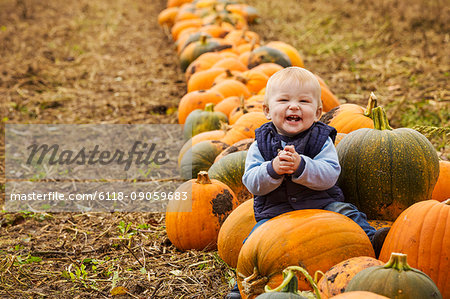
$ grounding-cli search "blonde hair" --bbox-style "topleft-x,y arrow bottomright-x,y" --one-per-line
264,67 -> 322,107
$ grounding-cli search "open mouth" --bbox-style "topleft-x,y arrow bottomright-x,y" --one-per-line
286,115 -> 301,122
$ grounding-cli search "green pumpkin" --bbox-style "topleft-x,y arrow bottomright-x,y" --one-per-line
336,106 -> 439,221
180,34 -> 232,72
248,46 -> 292,69
346,252 -> 442,298
180,140 -> 228,180
183,103 -> 228,140
208,151 -> 251,204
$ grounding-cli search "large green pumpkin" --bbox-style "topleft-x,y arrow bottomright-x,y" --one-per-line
336,106 -> 439,220
183,103 -> 228,140
208,150 -> 251,204
180,140 -> 228,180
345,252 -> 442,298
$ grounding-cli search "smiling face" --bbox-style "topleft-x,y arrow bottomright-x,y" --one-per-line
264,68 -> 322,137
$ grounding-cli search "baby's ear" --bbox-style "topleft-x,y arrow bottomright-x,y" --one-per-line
263,104 -> 271,119
315,105 -> 323,120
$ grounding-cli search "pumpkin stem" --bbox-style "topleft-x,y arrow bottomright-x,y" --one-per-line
199,33 -> 209,44
239,267 -> 268,296
225,69 -> 234,78
204,103 -> 215,112
264,266 -> 322,299
363,92 -> 378,118
372,106 -> 393,131
238,95 -> 248,113
196,171 -> 212,184
383,252 -> 413,271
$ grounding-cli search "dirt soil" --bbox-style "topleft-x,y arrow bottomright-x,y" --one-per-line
0,0 -> 448,298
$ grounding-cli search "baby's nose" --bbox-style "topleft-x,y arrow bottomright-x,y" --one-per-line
288,103 -> 300,110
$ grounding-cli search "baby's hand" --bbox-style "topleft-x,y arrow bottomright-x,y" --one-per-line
272,155 -> 295,175
279,145 -> 301,174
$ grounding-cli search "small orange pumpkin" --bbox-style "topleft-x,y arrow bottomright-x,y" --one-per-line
185,52 -> 223,81
318,256 -> 384,298
229,101 -> 264,125
214,96 -> 242,118
320,93 -> 377,133
158,7 -> 179,27
220,111 -> 269,145
177,89 -> 224,124
211,57 -> 248,72
166,171 -> 239,251
171,18 -> 203,41
224,29 -> 260,47
210,79 -> 252,99
187,67 -> 226,92
431,160 -> 450,201
251,63 -> 284,77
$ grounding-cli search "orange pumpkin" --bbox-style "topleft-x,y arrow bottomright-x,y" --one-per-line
185,52 -> 223,81
158,7 -> 179,27
220,111 -> 269,145
167,0 -> 192,8
379,199 -> 450,299
214,96 -> 242,118
246,94 -> 265,103
217,199 -> 256,268
213,69 -> 244,85
171,18 -> 203,41
210,79 -> 251,99
251,63 -> 284,78
238,70 -> 269,94
174,10 -> 199,23
431,160 -> 450,201
224,29 -> 260,46
177,89 -> 224,124
238,51 -> 252,67
320,93 -> 377,133
318,256 -> 384,298
200,24 -> 231,38
234,42 -> 260,55
229,101 -> 264,125
187,67 -> 226,92
211,57 -> 248,72
236,210 -> 375,298
166,171 -> 239,251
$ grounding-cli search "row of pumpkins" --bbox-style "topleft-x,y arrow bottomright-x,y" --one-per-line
158,0 -> 450,298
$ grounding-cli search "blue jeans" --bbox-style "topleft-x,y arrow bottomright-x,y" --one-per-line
244,202 -> 376,244
323,201 -> 376,239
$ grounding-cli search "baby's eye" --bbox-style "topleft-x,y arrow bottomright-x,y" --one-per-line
278,98 -> 288,102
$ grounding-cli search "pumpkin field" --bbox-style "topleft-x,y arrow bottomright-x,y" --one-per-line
0,0 -> 449,298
